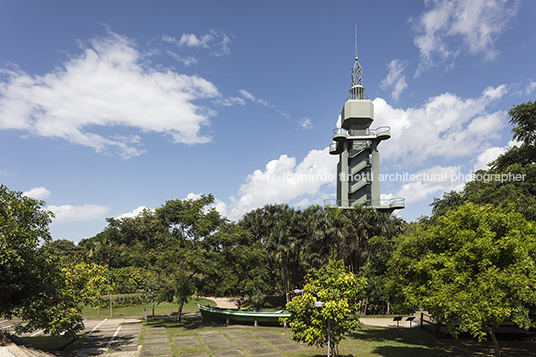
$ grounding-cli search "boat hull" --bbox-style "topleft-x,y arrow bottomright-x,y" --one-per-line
198,304 -> 290,326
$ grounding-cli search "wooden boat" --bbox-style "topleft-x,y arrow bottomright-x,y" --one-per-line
198,304 -> 290,326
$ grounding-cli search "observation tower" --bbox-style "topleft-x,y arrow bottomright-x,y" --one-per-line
325,56 -> 404,213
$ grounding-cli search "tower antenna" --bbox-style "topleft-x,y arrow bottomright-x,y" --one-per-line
355,25 -> 358,58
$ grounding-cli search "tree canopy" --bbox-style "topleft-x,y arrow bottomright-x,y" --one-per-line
283,260 -> 366,355
0,185 -> 109,339
388,203 -> 536,357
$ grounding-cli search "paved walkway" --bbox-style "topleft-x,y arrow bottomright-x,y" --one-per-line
172,328 -> 306,357
360,317 -> 420,328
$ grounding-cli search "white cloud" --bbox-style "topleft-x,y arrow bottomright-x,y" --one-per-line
48,204 -> 110,225
23,186 -> 51,200
239,89 -> 269,106
165,50 -> 198,66
394,165 -> 466,203
413,0 -> 518,75
215,96 -> 246,107
116,206 -> 154,219
373,85 -> 508,166
161,29 -> 232,57
228,147 -> 337,220
0,31 -> 221,159
238,89 -> 290,118
380,59 -> 409,101
185,192 -> 229,218
298,117 -> 313,130
472,139 -> 518,171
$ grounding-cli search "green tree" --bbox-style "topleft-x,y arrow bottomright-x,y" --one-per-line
1,185 -> 54,316
1,186 -> 106,340
430,101 -> 536,221
283,260 -> 366,355
388,203 -> 536,357
155,194 -> 225,321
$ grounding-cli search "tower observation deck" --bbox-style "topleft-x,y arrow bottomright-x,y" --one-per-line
325,57 -> 405,213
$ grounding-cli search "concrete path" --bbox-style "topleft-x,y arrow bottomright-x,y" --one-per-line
360,317 -> 420,328
173,328 -> 306,356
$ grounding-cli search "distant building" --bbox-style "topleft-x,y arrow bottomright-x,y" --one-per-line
325,57 -> 404,213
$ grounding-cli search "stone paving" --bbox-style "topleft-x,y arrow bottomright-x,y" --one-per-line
173,329 -> 306,356
1,318 -> 308,356
77,318 -> 142,356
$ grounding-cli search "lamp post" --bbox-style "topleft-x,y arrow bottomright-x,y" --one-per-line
314,301 -> 330,357
293,289 -> 304,296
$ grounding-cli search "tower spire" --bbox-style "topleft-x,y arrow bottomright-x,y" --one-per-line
351,25 -> 362,87
351,56 -> 363,87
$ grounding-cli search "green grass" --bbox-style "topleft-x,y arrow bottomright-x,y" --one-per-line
337,325 -> 536,357
82,296 -> 215,319
20,311 -> 536,356
145,317 -> 536,357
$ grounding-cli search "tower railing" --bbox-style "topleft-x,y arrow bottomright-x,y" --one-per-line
324,197 -> 405,208
332,126 -> 390,138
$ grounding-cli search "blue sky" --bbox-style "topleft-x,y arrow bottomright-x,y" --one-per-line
1,0 -> 535,242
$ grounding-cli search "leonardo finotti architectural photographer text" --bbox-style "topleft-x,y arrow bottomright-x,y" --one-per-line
282,172 -> 526,183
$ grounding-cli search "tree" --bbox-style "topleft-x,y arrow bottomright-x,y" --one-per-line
0,185 -> 107,340
1,185 -> 54,316
16,262 -> 108,340
430,101 -> 536,221
388,203 -> 536,357
155,194 -> 225,321
283,260 -> 366,355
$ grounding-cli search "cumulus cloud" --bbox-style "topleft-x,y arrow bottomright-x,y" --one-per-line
413,0 -> 518,75
394,165 -> 466,203
227,147 -> 337,220
373,85 -> 508,166
380,59 -> 409,101
116,206 -> 154,219
23,186 -> 51,200
0,31 -> 221,159
48,204 -> 110,225
472,140 -> 518,171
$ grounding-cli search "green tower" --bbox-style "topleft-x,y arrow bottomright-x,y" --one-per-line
326,57 -> 404,213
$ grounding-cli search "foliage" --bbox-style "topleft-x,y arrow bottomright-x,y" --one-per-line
155,194 -> 224,321
110,266 -> 155,294
388,203 -> 536,357
0,185 -> 54,316
239,204 -> 405,308
431,101 -> 536,222
283,260 -> 367,354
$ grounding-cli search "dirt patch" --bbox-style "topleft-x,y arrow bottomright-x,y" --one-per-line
201,297 -> 241,309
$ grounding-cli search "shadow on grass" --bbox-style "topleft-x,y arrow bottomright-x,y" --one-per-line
145,315 -> 223,331
347,326 -> 536,357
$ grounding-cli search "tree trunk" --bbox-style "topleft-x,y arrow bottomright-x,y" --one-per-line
176,299 -> 185,321
482,322 -> 501,357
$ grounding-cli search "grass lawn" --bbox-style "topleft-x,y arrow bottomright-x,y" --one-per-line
339,325 -> 536,357
143,316 -> 536,357
81,296 -> 215,319
20,311 -> 536,356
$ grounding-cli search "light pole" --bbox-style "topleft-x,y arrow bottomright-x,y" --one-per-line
293,289 -> 304,296
314,301 -> 330,357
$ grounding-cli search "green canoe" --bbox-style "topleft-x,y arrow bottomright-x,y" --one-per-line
198,304 -> 290,326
